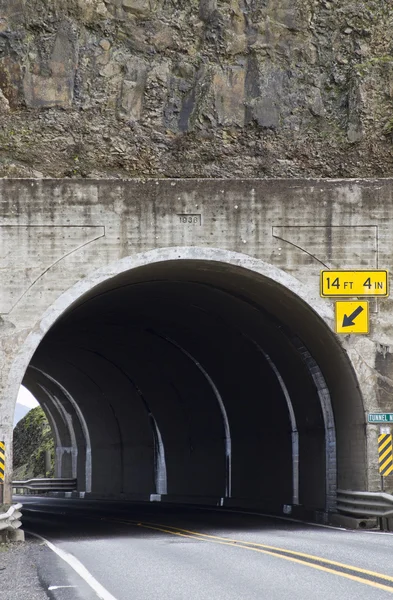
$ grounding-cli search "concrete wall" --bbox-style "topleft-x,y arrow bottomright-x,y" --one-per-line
1,178 -> 392,508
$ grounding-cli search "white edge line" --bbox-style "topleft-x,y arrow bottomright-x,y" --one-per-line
26,530 -> 119,600
48,586 -> 76,590
214,508 -> 389,535
21,497 -> 350,532
190,506 -> 355,532
23,499 -> 388,536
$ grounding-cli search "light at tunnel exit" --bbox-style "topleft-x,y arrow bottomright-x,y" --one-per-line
14,386 -> 39,427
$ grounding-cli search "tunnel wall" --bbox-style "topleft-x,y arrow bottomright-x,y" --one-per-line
25,268 -> 340,512
1,178 -> 393,504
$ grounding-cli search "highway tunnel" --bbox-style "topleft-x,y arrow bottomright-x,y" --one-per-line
22,259 -> 366,514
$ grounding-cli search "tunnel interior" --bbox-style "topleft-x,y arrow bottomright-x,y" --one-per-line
22,259 -> 366,513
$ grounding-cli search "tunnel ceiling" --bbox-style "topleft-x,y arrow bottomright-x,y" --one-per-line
24,260 -> 366,511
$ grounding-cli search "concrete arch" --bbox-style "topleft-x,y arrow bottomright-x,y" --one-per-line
6,247 -> 333,407
24,366 -> 91,491
6,248 -> 365,514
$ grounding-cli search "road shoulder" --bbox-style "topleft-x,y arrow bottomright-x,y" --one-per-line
1,538 -> 49,600
1,536 -> 98,600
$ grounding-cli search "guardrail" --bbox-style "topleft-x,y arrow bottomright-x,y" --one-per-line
12,478 -> 77,494
337,489 -> 393,518
0,503 -> 23,532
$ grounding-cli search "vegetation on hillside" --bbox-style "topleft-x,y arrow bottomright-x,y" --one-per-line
13,407 -> 54,480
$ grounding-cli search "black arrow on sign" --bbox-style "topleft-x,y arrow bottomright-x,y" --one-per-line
342,306 -> 364,327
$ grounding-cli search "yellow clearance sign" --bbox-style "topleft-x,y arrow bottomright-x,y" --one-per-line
335,301 -> 369,334
321,270 -> 388,297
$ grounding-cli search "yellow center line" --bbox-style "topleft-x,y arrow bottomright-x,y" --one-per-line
105,517 -> 393,593
132,522 -> 393,594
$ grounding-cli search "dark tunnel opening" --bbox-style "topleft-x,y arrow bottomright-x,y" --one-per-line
22,259 -> 366,513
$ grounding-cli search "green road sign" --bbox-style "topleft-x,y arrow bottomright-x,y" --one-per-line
368,413 -> 393,423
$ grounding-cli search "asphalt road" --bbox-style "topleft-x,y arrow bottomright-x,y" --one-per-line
12,497 -> 393,600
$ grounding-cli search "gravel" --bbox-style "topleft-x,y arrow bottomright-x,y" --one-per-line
0,539 -> 49,600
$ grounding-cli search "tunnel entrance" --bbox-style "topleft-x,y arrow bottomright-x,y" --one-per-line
20,254 -> 366,514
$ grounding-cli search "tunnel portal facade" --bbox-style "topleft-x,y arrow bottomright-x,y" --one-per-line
1,178 -> 392,514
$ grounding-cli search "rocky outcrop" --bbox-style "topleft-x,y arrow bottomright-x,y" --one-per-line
0,0 -> 392,178
13,407 -> 54,480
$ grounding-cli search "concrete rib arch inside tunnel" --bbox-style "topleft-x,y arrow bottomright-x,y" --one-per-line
17,250 -> 366,514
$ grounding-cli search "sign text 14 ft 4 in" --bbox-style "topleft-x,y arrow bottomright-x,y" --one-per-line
321,270 -> 388,297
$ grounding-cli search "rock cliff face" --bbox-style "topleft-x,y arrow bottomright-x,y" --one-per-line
0,0 -> 392,178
